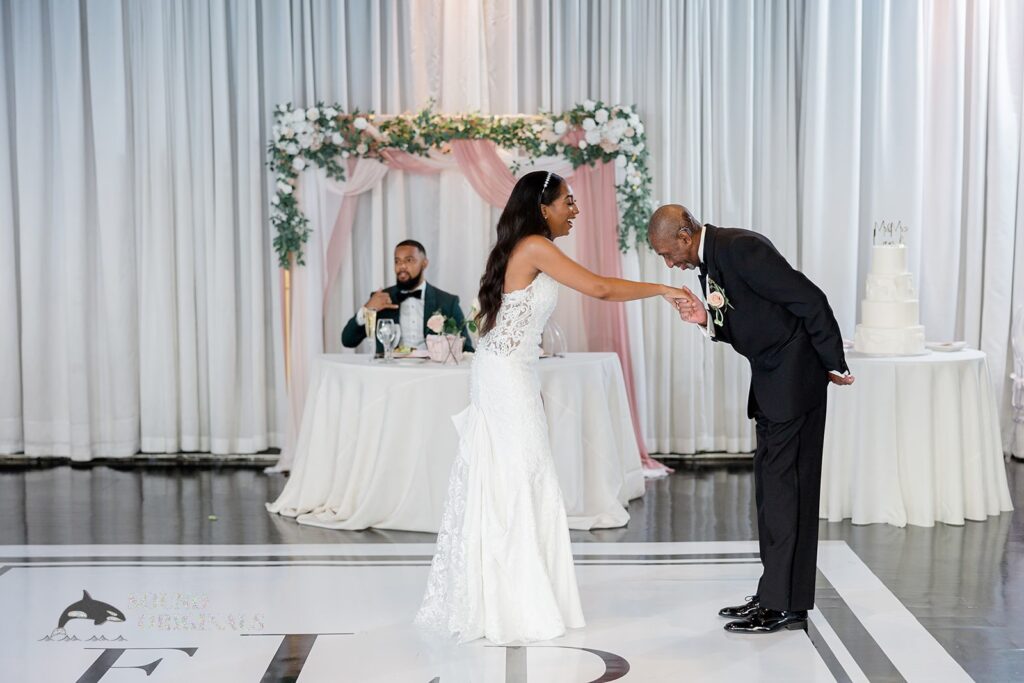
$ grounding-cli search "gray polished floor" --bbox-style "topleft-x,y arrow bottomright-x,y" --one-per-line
1,459 -> 1021,680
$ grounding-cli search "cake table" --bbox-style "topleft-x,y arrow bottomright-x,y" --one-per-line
820,349 -> 1013,527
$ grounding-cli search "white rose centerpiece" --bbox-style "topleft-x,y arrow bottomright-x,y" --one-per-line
425,310 -> 477,364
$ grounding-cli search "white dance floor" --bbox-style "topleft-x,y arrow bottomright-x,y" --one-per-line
0,542 -> 967,682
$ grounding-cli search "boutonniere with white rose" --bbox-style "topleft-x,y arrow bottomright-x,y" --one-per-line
706,277 -> 734,327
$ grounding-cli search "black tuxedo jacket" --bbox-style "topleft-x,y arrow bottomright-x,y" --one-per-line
341,283 -> 474,354
698,225 -> 848,422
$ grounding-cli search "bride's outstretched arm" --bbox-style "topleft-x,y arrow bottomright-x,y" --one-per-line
519,235 -> 686,302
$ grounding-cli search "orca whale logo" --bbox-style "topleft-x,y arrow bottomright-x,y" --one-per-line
41,590 -> 127,643
58,590 -> 126,629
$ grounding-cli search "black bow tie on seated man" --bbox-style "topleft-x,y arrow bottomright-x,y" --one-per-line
396,289 -> 422,303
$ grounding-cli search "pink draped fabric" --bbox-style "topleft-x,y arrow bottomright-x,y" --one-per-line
451,139 -> 517,208
321,159 -> 390,306
568,160 -> 658,465
379,149 -> 447,174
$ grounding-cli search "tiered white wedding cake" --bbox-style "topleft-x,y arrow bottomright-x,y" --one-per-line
854,223 -> 926,355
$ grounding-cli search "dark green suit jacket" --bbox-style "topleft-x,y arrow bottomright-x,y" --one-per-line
341,283 -> 475,353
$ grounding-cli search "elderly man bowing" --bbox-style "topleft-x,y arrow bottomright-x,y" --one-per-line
650,205 -> 854,634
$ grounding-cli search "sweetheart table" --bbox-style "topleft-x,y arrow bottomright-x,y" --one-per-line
268,353 -> 645,532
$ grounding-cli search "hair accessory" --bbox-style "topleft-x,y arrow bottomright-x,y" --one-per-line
541,171 -> 552,194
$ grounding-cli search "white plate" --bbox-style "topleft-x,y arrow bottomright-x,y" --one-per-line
393,350 -> 430,359
925,341 -> 967,352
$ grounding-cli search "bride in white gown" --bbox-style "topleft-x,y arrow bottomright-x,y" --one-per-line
415,171 -> 690,645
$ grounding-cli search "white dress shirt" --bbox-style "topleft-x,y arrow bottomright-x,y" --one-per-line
696,227 -> 715,340
356,281 -> 428,349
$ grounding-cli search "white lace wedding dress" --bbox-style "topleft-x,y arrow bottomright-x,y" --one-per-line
414,272 -> 585,644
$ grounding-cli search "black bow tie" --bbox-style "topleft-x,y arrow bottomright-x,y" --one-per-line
396,289 -> 422,303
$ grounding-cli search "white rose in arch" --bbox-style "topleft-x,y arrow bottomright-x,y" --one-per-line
636,122 -> 645,135
270,195 -> 280,206
281,126 -> 295,139
615,154 -> 628,168
578,140 -> 589,150
583,99 -> 596,111
595,108 -> 609,124
306,107 -> 319,121
285,143 -> 299,155
331,132 -> 343,146
277,181 -> 293,195
292,157 -> 307,171
708,291 -> 726,309
553,120 -> 568,135
585,129 -> 601,145
324,107 -> 338,119
426,313 -> 446,335
356,143 -> 369,155
353,116 -> 369,130
582,118 -> 596,131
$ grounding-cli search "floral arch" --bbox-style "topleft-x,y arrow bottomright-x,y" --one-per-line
267,100 -> 666,475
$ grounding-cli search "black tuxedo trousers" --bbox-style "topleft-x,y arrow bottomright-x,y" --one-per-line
753,401 -> 826,612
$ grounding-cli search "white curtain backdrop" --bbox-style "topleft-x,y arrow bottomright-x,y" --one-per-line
2,0 -> 1022,460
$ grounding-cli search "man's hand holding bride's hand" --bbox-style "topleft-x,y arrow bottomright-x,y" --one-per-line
662,286 -> 708,327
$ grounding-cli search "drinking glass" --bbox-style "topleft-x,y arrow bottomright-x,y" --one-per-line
376,319 -> 400,363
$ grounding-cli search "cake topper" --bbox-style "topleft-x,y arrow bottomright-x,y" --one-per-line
872,220 -> 908,246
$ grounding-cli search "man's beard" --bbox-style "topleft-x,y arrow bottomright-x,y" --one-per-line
396,271 -> 423,291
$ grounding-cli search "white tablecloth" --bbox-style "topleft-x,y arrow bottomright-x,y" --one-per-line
821,349 -> 1013,527
268,353 -> 645,532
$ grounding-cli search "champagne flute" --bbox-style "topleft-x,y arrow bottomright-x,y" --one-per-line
376,319 -> 400,363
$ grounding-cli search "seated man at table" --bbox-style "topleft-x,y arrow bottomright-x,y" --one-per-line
341,240 -> 474,353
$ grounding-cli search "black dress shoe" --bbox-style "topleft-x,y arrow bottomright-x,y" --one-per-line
718,595 -> 759,619
724,608 -> 808,634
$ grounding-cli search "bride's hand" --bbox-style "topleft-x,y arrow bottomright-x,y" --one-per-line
662,286 -> 708,326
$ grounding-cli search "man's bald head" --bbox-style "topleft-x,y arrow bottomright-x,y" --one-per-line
648,204 -> 703,271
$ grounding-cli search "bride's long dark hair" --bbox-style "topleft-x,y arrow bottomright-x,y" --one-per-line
476,170 -> 564,337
